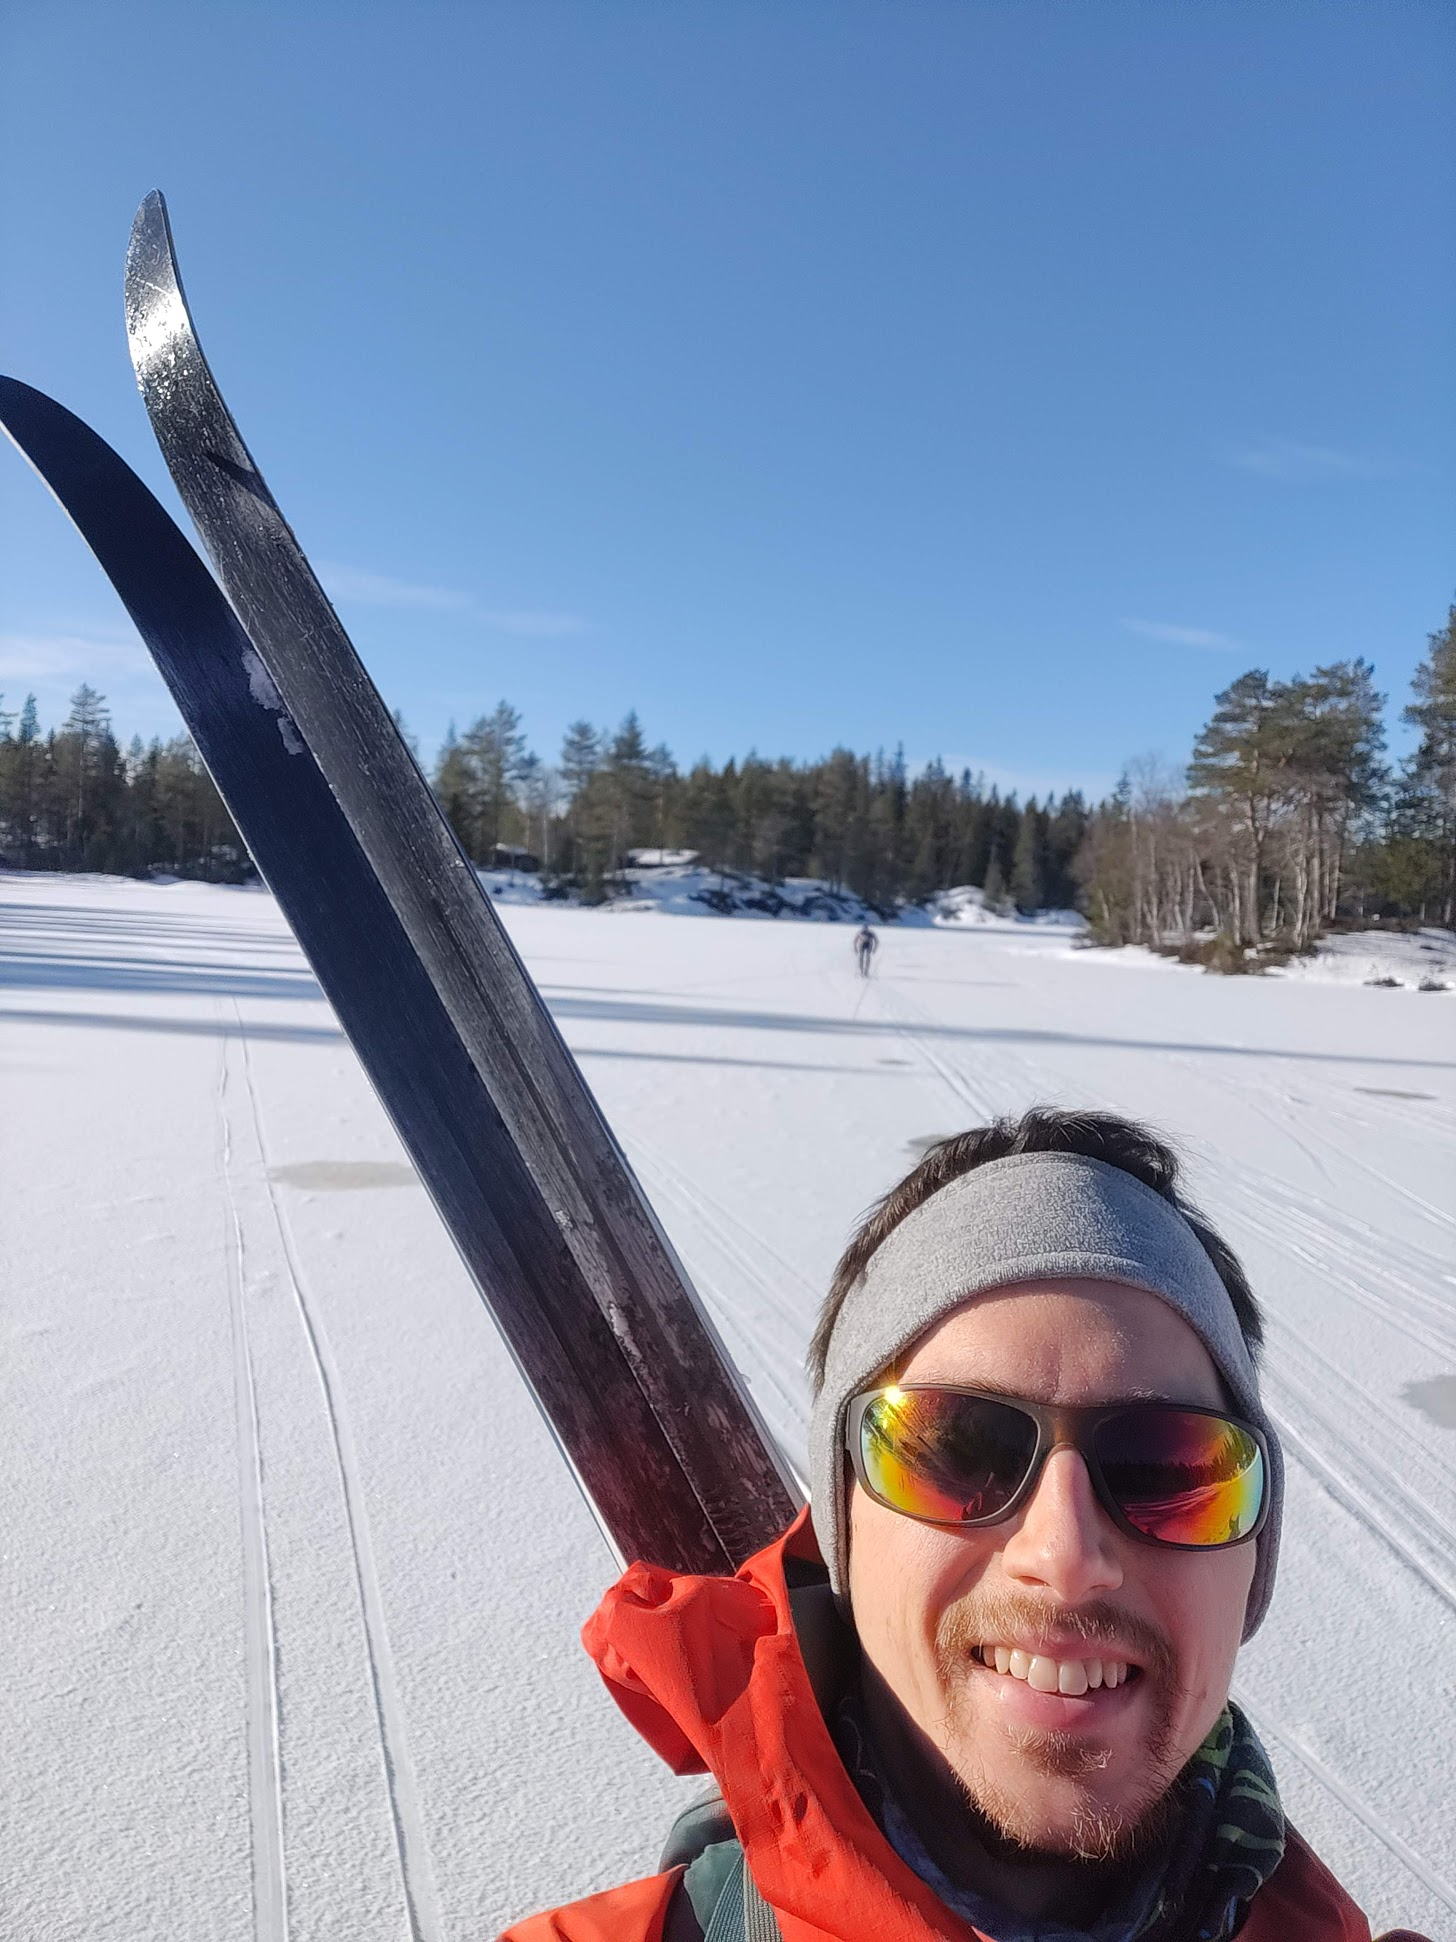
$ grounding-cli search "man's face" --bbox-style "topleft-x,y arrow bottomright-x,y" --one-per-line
847,1279 -> 1256,1862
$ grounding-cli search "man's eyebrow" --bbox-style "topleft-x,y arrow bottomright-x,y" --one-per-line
903,1378 -> 1193,1405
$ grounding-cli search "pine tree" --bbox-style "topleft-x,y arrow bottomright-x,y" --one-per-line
1188,671 -> 1285,944
1402,603 -> 1456,926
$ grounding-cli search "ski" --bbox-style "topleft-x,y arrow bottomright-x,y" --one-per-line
2,276 -> 796,1576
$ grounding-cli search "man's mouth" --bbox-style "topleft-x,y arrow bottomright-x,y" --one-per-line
969,1642 -> 1142,1696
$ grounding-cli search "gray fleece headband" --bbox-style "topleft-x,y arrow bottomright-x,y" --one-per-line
809,1152 -> 1282,1639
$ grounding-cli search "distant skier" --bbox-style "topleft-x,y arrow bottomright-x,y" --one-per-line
854,924 -> 878,978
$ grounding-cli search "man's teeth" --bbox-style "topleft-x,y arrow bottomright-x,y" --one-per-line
982,1646 -> 1130,1692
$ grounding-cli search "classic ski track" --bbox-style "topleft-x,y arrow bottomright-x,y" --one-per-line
1260,1372 -> 1456,1613
867,980 -> 1018,1125
1255,1065 -> 1456,1165
1220,1180 -> 1456,1365
626,1135 -> 811,1443
216,1028 -> 289,1942
1161,1042 -> 1456,1282
1266,1315 -> 1456,1503
628,1130 -> 819,1328
1233,1694 -> 1456,1915
1204,1052 -> 1456,1241
231,1009 -> 445,1942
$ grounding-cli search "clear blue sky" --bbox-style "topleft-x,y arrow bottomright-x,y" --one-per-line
2,1 -> 1452,802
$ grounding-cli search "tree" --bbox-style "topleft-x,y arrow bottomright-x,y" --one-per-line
1274,661 -> 1386,946
432,724 -> 473,845
458,701 -> 529,858
516,753 -> 559,869
557,721 -> 604,884
1010,800 -> 1047,914
0,694 -> 41,862
1188,671 -> 1285,944
1402,603 -> 1456,926
602,711 -> 660,866
1043,792 -> 1089,910
811,749 -> 867,892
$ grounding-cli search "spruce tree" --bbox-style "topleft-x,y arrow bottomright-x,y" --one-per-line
1010,801 -> 1046,914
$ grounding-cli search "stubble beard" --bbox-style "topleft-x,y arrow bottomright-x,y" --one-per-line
933,1593 -> 1188,1866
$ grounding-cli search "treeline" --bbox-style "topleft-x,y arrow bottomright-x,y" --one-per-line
0,686 -> 245,878
433,705 -> 1089,912
5,601 -> 1453,955
1081,605 -> 1456,956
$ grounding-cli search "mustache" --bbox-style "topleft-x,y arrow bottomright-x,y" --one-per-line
935,1590 -> 1178,1686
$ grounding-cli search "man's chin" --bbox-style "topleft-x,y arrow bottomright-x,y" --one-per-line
957,1741 -> 1183,1867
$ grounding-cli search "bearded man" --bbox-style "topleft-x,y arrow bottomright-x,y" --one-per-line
504,1109 -> 1424,1942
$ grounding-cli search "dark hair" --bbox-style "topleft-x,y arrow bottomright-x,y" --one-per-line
807,1106 -> 1262,1394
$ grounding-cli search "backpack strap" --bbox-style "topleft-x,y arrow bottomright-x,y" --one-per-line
737,1857 -> 783,1942
660,1795 -> 783,1942
657,1574 -> 849,1942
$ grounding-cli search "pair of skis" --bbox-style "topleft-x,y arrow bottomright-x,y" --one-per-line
0,193 -> 798,1575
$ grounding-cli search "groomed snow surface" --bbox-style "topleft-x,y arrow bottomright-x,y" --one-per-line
3,872 -> 1453,1940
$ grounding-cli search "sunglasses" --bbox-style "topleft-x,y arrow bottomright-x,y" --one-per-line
846,1385 -> 1269,1551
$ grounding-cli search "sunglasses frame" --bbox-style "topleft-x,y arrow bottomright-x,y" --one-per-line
845,1384 -> 1270,1552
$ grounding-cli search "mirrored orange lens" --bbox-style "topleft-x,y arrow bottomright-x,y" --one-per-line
858,1388 -> 1037,1524
1094,1409 -> 1264,1545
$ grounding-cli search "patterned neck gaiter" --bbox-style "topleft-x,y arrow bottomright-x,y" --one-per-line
1141,1704 -> 1285,1942
835,1693 -> 1285,1942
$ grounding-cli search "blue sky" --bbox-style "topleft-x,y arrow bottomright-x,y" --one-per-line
2,1 -> 1452,802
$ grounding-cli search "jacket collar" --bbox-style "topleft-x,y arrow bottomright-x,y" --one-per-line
584,1508 -> 994,1941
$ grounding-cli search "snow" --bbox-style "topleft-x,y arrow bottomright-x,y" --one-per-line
477,866 -> 1085,933
1266,926 -> 1456,993
479,859 -> 908,921
2,871 -> 1453,1938
926,883 -> 1085,930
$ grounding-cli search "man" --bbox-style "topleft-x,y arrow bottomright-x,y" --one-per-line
504,1109 -> 1421,1942
855,925 -> 879,978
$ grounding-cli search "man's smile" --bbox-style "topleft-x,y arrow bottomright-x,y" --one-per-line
968,1640 -> 1140,1695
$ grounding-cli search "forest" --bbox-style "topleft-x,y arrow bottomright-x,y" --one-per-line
3,601 -> 1452,959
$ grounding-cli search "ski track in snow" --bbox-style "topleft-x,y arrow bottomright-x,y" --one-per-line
217,1026 -> 288,1942
1230,1696 -> 1456,1916
231,1008 -> 445,1942
4,877 -> 1454,1938
627,1129 -> 815,1454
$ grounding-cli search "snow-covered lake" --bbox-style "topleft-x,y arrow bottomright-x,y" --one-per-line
3,874 -> 1453,1938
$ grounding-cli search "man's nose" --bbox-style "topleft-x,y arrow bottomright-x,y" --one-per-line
999,1445 -> 1125,1602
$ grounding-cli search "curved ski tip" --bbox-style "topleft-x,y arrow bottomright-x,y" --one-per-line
0,372 -> 49,421
129,190 -> 174,255
125,191 -> 189,373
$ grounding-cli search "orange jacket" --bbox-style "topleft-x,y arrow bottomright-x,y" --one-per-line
503,1512 -> 1380,1942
